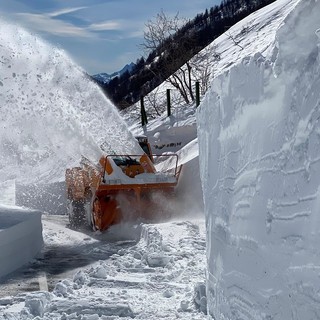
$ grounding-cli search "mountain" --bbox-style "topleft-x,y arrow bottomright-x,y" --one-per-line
99,0 -> 277,109
92,62 -> 136,84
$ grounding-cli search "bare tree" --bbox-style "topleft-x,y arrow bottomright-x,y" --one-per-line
142,10 -> 222,104
226,31 -> 244,50
142,11 -> 196,104
191,45 -> 220,95
143,10 -> 184,52
145,86 -> 162,116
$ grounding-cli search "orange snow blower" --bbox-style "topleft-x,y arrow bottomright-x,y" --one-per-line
65,136 -> 182,231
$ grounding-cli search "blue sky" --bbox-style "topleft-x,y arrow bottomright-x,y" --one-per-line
0,0 -> 220,75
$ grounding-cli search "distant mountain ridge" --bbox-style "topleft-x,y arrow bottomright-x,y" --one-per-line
92,62 -> 136,84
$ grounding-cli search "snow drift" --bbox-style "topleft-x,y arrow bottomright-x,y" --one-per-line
198,0 -> 320,318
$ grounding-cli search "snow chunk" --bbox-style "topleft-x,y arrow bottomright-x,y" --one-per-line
53,280 -> 73,297
24,292 -> 51,317
90,265 -> 108,279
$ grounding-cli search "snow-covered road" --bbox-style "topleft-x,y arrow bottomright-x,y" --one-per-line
0,215 -> 140,298
0,214 -> 207,319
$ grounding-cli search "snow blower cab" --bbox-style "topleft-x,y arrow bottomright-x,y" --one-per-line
65,136 -> 182,231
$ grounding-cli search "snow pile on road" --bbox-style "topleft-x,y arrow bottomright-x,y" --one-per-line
198,0 -> 320,318
0,205 -> 43,279
0,219 -> 206,319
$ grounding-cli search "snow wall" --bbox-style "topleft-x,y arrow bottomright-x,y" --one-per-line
0,207 -> 43,279
197,0 -> 320,319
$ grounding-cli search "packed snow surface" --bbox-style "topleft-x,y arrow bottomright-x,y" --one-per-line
198,0 -> 320,318
0,216 -> 206,319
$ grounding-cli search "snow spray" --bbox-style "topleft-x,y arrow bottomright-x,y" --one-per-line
0,20 -> 141,185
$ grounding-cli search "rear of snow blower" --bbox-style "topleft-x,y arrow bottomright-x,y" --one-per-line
65,136 -> 182,231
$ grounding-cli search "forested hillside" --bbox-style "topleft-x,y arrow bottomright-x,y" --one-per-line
94,0 -> 276,109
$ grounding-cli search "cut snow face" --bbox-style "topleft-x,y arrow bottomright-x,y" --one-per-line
0,205 -> 43,279
198,0 -> 320,318
0,20 -> 141,185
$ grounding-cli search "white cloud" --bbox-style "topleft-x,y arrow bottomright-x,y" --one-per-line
87,18 -> 144,40
15,13 -> 94,38
48,6 -> 87,18
88,20 -> 122,31
127,29 -> 144,38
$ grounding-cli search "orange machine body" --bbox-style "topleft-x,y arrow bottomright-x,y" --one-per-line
66,138 -> 181,231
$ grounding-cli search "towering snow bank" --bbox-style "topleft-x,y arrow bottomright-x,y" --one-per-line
198,0 -> 320,318
0,206 -> 43,279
